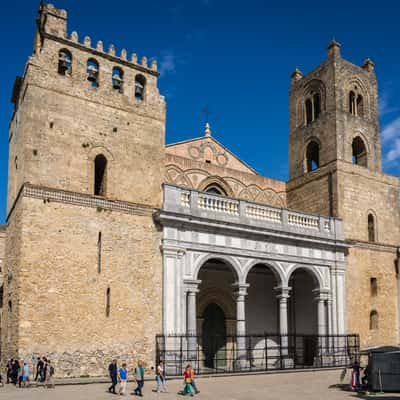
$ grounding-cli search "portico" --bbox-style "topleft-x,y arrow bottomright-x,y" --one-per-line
157,184 -> 350,371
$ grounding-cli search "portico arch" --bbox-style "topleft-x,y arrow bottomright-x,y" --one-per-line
285,264 -> 324,289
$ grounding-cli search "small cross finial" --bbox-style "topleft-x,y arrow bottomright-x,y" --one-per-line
202,105 -> 212,137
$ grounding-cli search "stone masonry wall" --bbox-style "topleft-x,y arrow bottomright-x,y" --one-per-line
2,195 -> 162,377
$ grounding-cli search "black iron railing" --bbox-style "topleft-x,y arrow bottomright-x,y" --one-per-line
156,333 -> 360,376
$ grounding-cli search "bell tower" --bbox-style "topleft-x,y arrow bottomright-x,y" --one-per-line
288,40 -> 381,181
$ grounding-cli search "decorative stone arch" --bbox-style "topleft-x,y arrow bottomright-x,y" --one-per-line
198,176 -> 234,197
238,184 -> 262,202
285,264 -> 325,290
296,79 -> 326,127
87,146 -> 114,195
303,136 -> 321,173
255,188 -> 285,207
345,77 -> 371,119
165,164 -> 184,184
197,287 -> 236,320
243,259 -> 285,286
193,253 -> 244,284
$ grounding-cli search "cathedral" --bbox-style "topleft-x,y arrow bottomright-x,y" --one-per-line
0,3 -> 399,377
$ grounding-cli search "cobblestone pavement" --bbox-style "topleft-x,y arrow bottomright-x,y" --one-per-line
2,369 -> 400,400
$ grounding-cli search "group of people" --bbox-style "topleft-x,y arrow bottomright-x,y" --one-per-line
4,356 -> 55,389
350,360 -> 370,391
107,360 -> 200,396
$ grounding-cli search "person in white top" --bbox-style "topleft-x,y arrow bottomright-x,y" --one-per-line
156,361 -> 167,393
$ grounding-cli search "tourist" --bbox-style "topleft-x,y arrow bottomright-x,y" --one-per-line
22,362 -> 30,387
156,360 -> 167,393
118,363 -> 128,396
35,357 -> 44,382
350,360 -> 362,390
11,359 -> 19,385
6,359 -> 13,384
189,364 -> 200,394
42,357 -> 48,383
180,364 -> 194,396
46,360 -> 55,389
134,360 -> 145,397
17,360 -> 24,388
108,359 -> 118,394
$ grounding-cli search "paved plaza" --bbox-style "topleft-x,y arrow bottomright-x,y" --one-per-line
2,369 -> 400,400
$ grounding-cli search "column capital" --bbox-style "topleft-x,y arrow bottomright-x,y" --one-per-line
232,283 -> 249,297
312,288 -> 330,301
184,279 -> 201,294
161,245 -> 186,258
274,285 -> 291,299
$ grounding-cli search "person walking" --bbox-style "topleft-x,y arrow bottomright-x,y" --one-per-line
42,357 -> 48,383
350,360 -> 362,390
134,360 -> 145,397
46,360 -> 55,389
118,363 -> 128,396
180,364 -> 194,397
108,359 -> 118,394
6,359 -> 13,384
17,360 -> 24,388
35,357 -> 44,382
22,362 -> 30,388
156,361 -> 167,393
11,359 -> 19,385
189,364 -> 200,394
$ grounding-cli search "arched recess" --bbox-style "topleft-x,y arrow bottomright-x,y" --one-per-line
352,135 -> 368,167
367,209 -> 377,242
346,78 -> 370,119
193,254 -> 243,283
301,79 -> 326,126
303,138 -> 321,173
198,176 -> 234,197
87,146 -> 114,195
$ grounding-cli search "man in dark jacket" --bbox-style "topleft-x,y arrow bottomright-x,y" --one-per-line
35,357 -> 44,381
108,359 -> 118,394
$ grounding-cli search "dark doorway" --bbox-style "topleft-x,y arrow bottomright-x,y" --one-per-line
303,336 -> 317,366
202,303 -> 227,369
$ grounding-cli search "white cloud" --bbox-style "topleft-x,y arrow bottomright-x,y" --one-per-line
385,138 -> 400,163
382,116 -> 400,143
379,92 -> 399,116
158,51 -> 177,76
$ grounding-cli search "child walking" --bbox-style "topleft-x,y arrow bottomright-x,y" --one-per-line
180,364 -> 194,396
156,361 -> 167,393
118,363 -> 128,396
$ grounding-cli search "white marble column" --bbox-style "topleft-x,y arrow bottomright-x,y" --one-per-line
184,280 -> 201,360
275,286 -> 291,357
233,283 -> 249,369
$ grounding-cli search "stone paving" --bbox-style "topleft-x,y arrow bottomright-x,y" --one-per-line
1,369 -> 400,400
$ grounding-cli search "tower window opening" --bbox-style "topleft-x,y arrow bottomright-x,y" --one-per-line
352,136 -> 368,167
305,141 -> 320,172
112,67 -> 124,93
368,213 -> 375,242
0,285 -> 3,308
357,95 -> 364,117
305,99 -> 313,125
106,287 -> 111,317
370,277 -> 378,297
369,310 -> 378,330
87,58 -> 99,88
313,93 -> 321,120
349,91 -> 356,114
134,74 -> 146,101
58,49 -> 72,75
97,232 -> 102,274
349,89 -> 364,117
8,300 -> 12,312
94,154 -> 107,196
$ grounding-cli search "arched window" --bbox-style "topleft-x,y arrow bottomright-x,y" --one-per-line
134,74 -> 146,101
8,300 -> 12,313
368,213 -> 375,242
352,136 -> 367,167
112,67 -> 124,93
87,58 -> 99,88
370,310 -> 378,330
205,184 -> 227,196
357,95 -> 364,117
305,141 -> 320,172
349,86 -> 365,117
58,49 -> 72,75
349,91 -> 356,115
370,277 -> 378,297
305,99 -> 313,125
106,287 -> 111,317
313,93 -> 321,120
94,154 -> 107,196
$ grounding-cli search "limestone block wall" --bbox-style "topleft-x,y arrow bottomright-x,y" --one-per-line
2,196 -> 162,377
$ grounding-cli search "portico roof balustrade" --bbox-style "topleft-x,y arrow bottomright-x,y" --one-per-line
159,184 -> 344,245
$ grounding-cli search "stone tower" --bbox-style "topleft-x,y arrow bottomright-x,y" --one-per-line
287,41 -> 400,347
2,3 -> 165,375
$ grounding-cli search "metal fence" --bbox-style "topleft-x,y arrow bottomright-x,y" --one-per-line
156,333 -> 360,376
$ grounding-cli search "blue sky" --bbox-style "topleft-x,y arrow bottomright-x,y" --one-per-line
0,0 -> 399,222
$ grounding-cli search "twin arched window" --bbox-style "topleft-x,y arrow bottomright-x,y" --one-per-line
305,140 -> 320,172
349,89 -> 364,117
305,93 -> 321,125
